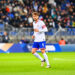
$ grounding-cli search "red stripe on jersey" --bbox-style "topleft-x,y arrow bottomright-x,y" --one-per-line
42,25 -> 46,29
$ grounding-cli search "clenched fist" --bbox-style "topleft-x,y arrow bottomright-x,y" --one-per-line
34,29 -> 39,32
32,35 -> 35,39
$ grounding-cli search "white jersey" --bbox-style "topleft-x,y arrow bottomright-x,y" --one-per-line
33,20 -> 48,42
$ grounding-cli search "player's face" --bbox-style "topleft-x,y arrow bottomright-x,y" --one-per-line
32,15 -> 39,21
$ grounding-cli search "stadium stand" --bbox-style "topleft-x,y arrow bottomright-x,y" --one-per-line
0,0 -> 75,44
0,0 -> 75,28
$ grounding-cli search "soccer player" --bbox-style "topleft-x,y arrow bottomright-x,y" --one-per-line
32,12 -> 50,68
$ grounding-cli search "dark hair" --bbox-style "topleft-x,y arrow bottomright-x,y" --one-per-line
61,38 -> 64,40
32,12 -> 39,16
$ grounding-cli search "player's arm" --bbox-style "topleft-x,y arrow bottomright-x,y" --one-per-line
34,21 -> 48,32
34,26 -> 48,32
39,25 -> 48,32
32,33 -> 35,39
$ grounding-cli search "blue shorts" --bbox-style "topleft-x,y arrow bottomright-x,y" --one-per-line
32,41 -> 46,49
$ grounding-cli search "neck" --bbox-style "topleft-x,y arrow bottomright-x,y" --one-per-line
35,19 -> 39,23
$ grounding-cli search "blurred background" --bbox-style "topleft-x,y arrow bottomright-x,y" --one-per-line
0,0 -> 75,52
0,1 -> 75,75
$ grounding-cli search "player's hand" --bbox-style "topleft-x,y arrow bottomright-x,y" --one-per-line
34,29 -> 39,32
32,35 -> 35,39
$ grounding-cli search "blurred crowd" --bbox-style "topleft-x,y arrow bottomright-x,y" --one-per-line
0,0 -> 75,28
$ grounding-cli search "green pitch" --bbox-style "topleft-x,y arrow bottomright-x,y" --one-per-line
0,52 -> 75,75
